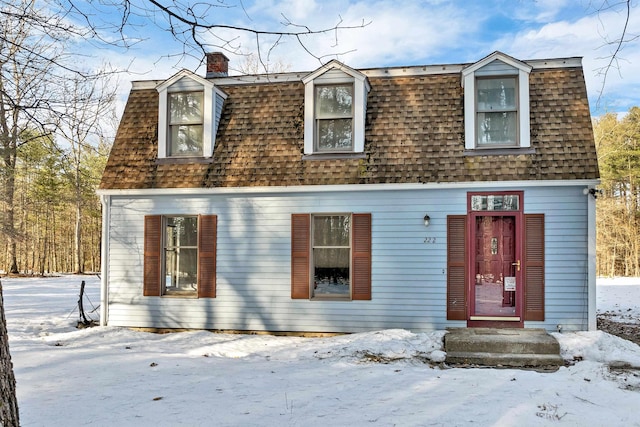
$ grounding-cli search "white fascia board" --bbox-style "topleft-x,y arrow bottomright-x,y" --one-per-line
463,73 -> 475,150
202,86 -> 214,157
99,194 -> 110,326
157,69 -> 212,92
303,81 -> 315,154
519,68 -> 531,148
97,179 -> 601,197
587,188 -> 597,330
157,89 -> 168,158
302,59 -> 368,84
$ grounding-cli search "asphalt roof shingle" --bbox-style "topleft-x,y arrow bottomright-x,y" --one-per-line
100,65 -> 599,190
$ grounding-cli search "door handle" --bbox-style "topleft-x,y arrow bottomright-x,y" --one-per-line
512,260 -> 521,272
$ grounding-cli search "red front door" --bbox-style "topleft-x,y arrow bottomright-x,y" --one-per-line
470,215 -> 522,324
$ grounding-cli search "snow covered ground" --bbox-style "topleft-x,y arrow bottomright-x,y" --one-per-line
3,275 -> 640,426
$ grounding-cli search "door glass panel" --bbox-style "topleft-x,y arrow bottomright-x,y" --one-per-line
471,195 -> 519,211
474,216 -> 516,316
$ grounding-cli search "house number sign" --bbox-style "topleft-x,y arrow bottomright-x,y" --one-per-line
424,237 -> 437,244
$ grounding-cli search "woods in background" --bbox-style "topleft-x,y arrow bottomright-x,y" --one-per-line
595,107 -> 640,277
0,136 -> 109,274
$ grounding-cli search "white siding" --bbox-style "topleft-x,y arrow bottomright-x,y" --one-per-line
474,59 -> 519,76
105,185 -> 590,332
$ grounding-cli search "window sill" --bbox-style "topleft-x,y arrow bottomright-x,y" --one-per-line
156,157 -> 214,165
302,152 -> 366,161
163,291 -> 198,298
311,295 -> 352,301
463,147 -> 536,156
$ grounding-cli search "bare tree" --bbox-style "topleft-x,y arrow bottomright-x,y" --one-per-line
50,0 -> 367,67
0,0 -> 366,417
591,0 -> 639,107
56,71 -> 117,274
235,52 -> 291,75
0,0 -> 64,274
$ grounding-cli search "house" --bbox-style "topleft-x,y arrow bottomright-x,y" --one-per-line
98,51 -> 600,333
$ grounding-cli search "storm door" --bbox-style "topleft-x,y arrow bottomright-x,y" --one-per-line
468,193 -> 523,324
473,216 -> 517,316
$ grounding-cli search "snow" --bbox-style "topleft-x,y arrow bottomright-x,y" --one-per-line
3,276 -> 640,426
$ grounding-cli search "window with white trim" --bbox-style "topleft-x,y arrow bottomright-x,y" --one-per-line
164,216 -> 198,294
476,77 -> 517,146
315,85 -> 354,152
156,70 -> 227,160
462,52 -> 532,151
291,213 -> 371,301
312,214 -> 351,297
168,92 -> 204,156
144,214 -> 217,298
302,60 -> 370,156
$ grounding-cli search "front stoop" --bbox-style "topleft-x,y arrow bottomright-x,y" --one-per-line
444,328 -> 564,370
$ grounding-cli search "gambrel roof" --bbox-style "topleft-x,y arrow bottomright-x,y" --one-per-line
100,56 -> 599,190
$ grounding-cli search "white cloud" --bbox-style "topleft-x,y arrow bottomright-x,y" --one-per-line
507,0 -> 572,23
228,0 -> 484,70
99,0 -> 638,115
491,4 -> 640,114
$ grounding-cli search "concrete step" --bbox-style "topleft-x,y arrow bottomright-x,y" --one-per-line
445,351 -> 564,368
444,328 -> 564,369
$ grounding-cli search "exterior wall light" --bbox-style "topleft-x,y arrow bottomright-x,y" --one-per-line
583,187 -> 603,199
423,214 -> 431,227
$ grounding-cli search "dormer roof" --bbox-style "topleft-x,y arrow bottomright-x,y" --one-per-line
462,51 -> 533,79
302,59 -> 371,92
157,69 -> 213,92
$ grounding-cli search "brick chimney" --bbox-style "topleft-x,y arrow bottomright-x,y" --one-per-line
206,52 -> 229,78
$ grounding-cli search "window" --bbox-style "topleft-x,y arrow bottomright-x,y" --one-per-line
164,216 -> 198,294
156,70 -> 228,160
470,194 -> 520,211
315,85 -> 354,152
312,215 -> 351,296
476,77 -> 517,146
302,60 -> 370,155
168,92 -> 204,156
144,215 -> 217,298
291,213 -> 371,300
462,52 -> 531,151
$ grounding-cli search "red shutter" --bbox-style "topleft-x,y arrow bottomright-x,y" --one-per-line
524,214 -> 545,321
352,213 -> 372,300
291,214 -> 310,299
447,215 -> 467,320
198,215 -> 217,298
143,215 -> 162,296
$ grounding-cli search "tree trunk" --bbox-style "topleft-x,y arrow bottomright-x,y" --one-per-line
74,202 -> 83,274
2,158 -> 19,275
0,280 -> 20,426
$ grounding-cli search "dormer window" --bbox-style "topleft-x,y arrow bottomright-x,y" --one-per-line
157,70 -> 227,160
315,84 -> 354,152
303,60 -> 370,156
168,92 -> 204,156
476,77 -> 517,146
462,52 -> 532,151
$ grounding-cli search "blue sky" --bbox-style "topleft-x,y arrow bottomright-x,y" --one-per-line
98,0 -> 639,116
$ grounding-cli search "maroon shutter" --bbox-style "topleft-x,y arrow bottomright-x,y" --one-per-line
447,215 -> 467,320
524,214 -> 545,321
143,215 -> 162,296
198,215 -> 217,298
352,213 -> 372,300
291,214 -> 310,299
